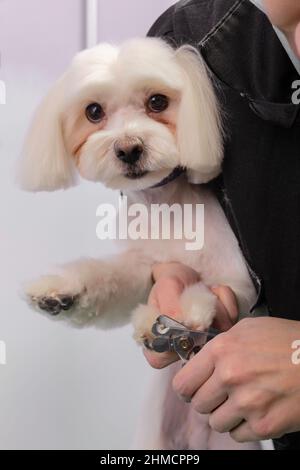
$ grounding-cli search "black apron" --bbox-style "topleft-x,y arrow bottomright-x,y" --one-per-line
148,0 -> 300,450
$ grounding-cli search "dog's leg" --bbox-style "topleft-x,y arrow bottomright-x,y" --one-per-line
24,250 -> 153,328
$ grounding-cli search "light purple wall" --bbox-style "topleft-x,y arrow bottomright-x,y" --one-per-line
0,0 -> 174,78
97,0 -> 174,42
0,0 -> 83,77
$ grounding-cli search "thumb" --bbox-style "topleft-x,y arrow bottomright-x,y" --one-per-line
210,285 -> 238,331
144,277 -> 185,369
148,276 -> 185,319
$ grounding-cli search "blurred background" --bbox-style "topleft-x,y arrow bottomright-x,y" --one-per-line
0,0 -> 174,450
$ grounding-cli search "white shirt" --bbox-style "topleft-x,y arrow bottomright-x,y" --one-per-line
250,0 -> 300,75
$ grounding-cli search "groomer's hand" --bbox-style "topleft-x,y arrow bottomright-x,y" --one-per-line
173,316 -> 300,442
144,262 -> 238,369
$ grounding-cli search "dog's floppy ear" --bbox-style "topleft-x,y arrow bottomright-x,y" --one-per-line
19,74 -> 77,192
175,45 -> 223,184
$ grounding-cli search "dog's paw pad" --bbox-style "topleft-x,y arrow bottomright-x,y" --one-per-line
35,294 -> 77,316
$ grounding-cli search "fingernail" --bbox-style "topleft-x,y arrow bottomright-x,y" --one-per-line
177,393 -> 191,403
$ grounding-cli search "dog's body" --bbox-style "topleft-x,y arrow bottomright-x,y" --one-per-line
20,38 -> 261,449
26,177 -> 256,330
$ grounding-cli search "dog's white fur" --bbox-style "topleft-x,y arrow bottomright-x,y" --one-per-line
20,38 -> 260,449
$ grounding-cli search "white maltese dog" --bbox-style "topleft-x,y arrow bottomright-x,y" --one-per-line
20,38 -> 260,450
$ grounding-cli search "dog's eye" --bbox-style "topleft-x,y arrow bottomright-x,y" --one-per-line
147,94 -> 169,113
85,103 -> 105,123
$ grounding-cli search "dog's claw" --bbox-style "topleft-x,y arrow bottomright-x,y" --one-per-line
60,295 -> 76,310
37,294 -> 76,316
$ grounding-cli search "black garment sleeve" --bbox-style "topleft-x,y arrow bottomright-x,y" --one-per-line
146,0 -> 237,47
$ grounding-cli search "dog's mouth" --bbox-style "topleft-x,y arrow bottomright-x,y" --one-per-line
124,169 -> 149,179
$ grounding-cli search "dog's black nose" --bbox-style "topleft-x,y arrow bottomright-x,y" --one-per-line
115,144 -> 143,165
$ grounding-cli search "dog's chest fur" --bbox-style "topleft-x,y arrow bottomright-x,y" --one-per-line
123,176 -> 256,312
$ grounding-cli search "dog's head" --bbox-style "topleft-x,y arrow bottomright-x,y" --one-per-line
20,38 -> 223,192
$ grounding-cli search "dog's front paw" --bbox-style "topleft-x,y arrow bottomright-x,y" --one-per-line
34,293 -> 77,316
131,304 -> 159,345
131,284 -> 217,346
25,274 -> 83,319
180,283 -> 217,330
